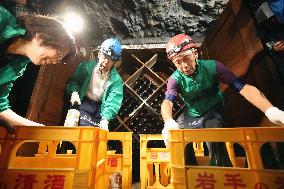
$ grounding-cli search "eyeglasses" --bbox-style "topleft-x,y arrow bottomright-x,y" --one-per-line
56,50 -> 66,64
57,50 -> 64,60
167,39 -> 195,58
42,50 -> 65,65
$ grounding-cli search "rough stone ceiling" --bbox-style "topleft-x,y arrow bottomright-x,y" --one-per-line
66,0 -> 228,43
8,0 -> 229,45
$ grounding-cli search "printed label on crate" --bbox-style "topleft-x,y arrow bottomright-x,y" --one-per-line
0,170 -> 73,189
147,151 -> 170,162
186,168 -> 284,189
106,155 -> 122,169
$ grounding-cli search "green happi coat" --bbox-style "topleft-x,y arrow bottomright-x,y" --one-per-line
171,59 -> 223,117
66,60 -> 123,121
0,5 -> 30,112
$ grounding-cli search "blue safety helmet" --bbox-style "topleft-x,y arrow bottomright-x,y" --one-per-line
99,38 -> 122,61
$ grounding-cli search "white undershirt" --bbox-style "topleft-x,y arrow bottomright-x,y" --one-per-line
86,65 -> 110,101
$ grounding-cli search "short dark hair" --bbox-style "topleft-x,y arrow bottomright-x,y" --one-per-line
16,15 -> 78,63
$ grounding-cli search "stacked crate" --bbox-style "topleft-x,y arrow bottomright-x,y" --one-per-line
0,126 -> 100,189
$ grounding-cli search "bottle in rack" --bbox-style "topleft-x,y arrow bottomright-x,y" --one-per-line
118,91 -> 139,120
260,142 -> 282,169
150,93 -> 164,114
128,108 -> 164,136
132,75 -> 158,99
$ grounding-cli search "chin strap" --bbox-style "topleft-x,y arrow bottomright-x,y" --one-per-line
189,69 -> 197,77
189,60 -> 198,77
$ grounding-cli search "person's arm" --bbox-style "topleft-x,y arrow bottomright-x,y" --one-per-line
0,80 -> 43,128
66,61 -> 88,105
239,84 -> 272,113
100,75 -> 123,129
239,84 -> 284,124
161,77 -> 180,146
216,61 -> 284,125
161,77 -> 180,123
99,76 -> 123,131
216,61 -> 268,109
0,5 -> 19,34
0,109 -> 44,126
161,99 -> 174,122
66,61 -> 86,95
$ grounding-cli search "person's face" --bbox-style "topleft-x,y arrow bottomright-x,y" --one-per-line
98,52 -> 115,72
28,36 -> 66,65
171,50 -> 198,76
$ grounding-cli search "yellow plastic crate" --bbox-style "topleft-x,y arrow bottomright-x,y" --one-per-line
140,134 -> 172,189
140,134 -> 207,189
168,127 -> 284,189
94,129 -> 108,189
94,131 -> 132,189
0,126 -> 100,189
106,132 -> 132,189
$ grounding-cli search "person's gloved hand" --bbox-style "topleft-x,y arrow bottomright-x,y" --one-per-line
70,92 -> 81,105
162,119 -> 180,146
99,119 -> 109,131
265,107 -> 284,125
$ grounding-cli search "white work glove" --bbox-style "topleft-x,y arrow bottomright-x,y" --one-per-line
99,119 -> 109,131
70,92 -> 81,105
265,107 -> 284,125
162,119 -> 180,146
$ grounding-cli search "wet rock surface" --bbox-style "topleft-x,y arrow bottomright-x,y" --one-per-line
9,0 -> 228,43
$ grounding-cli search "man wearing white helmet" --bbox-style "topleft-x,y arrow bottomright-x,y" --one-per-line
161,33 -> 284,149
66,38 -> 123,131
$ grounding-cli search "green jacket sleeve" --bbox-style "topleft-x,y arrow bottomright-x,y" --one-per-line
0,6 -> 27,113
0,82 -> 12,112
101,77 -> 123,121
0,6 -> 14,112
0,57 -> 29,113
66,62 -> 86,95
0,5 -> 25,42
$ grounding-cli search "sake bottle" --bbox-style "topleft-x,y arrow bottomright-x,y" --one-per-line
185,143 -> 198,166
261,142 -> 280,169
210,142 -> 233,167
